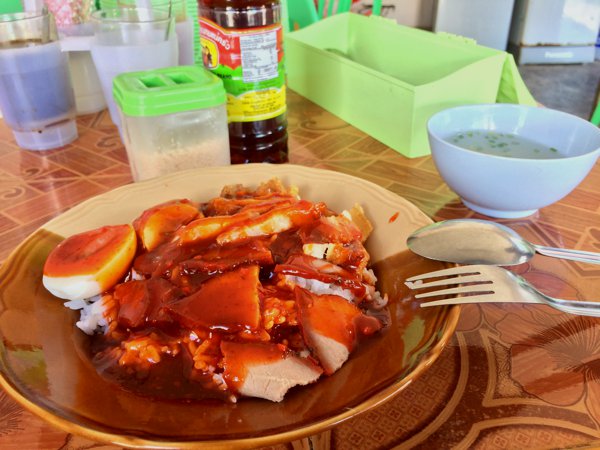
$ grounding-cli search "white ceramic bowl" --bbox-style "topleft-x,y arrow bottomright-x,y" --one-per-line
427,104 -> 600,218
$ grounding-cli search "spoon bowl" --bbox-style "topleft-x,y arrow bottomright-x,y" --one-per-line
407,219 -> 600,266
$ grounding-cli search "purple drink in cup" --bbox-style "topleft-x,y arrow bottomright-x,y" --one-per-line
0,12 -> 77,151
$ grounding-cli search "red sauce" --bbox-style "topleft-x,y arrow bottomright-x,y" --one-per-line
297,289 -> 356,351
388,212 -> 399,223
176,212 -> 254,244
179,239 -> 273,273
91,332 -> 232,402
44,224 -> 134,277
166,265 -> 261,332
296,287 -> 379,352
269,230 -> 303,264
115,278 -> 180,328
82,188 -> 387,402
133,200 -> 199,250
299,216 -> 362,244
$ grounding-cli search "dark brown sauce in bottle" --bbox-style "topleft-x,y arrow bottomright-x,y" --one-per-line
198,0 -> 288,164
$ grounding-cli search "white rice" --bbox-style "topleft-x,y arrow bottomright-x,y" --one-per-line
284,275 -> 355,302
284,271 -> 388,309
64,295 -> 108,335
131,269 -> 144,281
362,268 -> 377,285
366,285 -> 388,310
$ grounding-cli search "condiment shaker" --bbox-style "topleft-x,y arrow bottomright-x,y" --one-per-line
113,65 -> 230,181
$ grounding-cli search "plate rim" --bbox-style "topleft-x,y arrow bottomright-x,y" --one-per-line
0,164 -> 460,448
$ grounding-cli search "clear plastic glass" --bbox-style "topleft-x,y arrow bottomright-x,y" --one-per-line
59,23 -> 106,115
90,7 -> 177,128
99,0 -> 193,64
0,11 -> 78,150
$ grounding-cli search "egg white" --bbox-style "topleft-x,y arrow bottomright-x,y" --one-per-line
42,274 -> 102,301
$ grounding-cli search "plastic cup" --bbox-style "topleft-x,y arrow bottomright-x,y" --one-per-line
0,11 -> 78,150
99,0 -> 193,65
59,23 -> 107,115
90,6 -> 178,128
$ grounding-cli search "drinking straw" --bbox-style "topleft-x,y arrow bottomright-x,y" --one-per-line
135,0 -> 153,9
22,0 -> 44,12
134,0 -> 158,22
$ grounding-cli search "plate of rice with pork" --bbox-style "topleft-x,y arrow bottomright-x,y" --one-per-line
0,164 -> 459,448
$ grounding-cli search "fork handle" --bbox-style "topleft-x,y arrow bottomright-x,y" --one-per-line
534,244 -> 600,265
420,297 -> 541,307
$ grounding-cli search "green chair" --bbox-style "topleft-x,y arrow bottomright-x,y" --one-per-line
0,0 -> 23,14
592,107 -> 600,127
287,0 -> 381,30
318,0 -> 352,19
592,81 -> 600,127
286,0 -> 318,30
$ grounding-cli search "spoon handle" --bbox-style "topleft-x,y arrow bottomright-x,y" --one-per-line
534,244 -> 600,264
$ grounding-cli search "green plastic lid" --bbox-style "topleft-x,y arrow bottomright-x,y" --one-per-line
113,66 -> 226,117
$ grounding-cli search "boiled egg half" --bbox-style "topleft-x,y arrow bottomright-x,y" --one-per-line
43,224 -> 137,301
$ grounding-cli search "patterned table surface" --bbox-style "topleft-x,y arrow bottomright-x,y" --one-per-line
1,91 -> 600,450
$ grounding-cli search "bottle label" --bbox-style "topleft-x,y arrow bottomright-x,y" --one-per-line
199,18 -> 286,123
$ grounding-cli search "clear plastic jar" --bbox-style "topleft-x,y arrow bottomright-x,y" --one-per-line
114,66 -> 230,181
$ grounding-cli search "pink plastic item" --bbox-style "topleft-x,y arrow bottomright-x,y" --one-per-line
44,0 -> 93,27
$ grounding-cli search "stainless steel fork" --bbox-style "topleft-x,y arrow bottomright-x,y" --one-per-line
405,265 -> 600,317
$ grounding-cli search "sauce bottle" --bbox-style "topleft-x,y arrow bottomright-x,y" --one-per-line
198,0 -> 288,164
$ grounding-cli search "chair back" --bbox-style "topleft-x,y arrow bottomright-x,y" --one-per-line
0,0 -> 24,14
287,0 -> 319,30
287,0 -> 382,30
592,81 -> 600,127
318,0 -> 352,18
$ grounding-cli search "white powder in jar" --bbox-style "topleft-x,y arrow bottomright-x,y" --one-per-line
121,106 -> 231,182
130,137 -> 231,181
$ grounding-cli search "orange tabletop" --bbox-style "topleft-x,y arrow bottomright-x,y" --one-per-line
1,91 -> 600,449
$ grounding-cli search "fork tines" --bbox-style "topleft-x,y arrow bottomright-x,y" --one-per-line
405,265 -> 494,301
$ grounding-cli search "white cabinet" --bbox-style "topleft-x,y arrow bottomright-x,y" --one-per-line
433,0 -> 516,50
509,0 -> 600,63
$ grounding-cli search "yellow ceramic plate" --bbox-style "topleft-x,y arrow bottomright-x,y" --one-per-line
0,164 -> 459,448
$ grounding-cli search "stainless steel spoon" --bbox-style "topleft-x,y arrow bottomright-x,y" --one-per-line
406,219 -> 600,266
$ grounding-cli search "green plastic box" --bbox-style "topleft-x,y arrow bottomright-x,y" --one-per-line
286,13 -> 536,158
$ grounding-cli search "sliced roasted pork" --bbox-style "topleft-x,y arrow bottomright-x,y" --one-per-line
295,287 -> 383,375
166,265 -> 261,332
299,214 -> 363,244
221,341 -> 322,402
300,213 -> 370,272
179,239 -> 273,274
114,277 -> 182,328
173,211 -> 258,245
216,201 -> 327,245
204,194 -> 296,217
342,204 -> 373,242
275,254 -> 366,300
